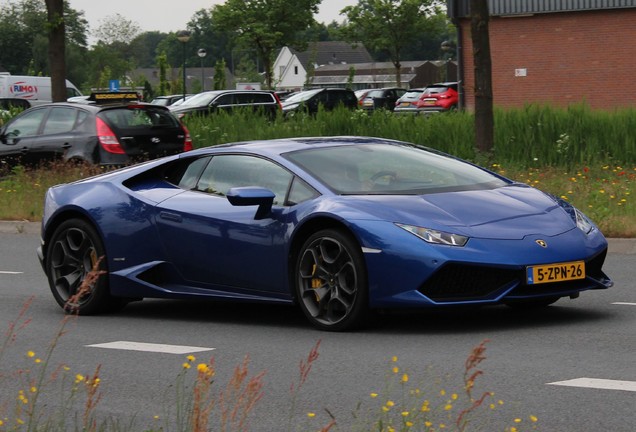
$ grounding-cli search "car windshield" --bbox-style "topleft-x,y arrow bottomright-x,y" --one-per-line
366,90 -> 384,98
284,143 -> 508,195
402,90 -> 424,98
423,86 -> 449,94
99,107 -> 180,128
283,89 -> 322,103
177,92 -> 221,107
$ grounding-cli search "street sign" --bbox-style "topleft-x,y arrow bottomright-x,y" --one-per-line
109,80 -> 120,91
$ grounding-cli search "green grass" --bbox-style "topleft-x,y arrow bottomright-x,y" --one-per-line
0,105 -> 634,236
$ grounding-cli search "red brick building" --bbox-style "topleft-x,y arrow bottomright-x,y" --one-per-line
448,1 -> 636,111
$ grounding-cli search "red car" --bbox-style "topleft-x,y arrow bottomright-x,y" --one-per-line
394,82 -> 458,114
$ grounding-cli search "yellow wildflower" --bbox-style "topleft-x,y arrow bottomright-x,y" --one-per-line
27,351 -> 35,358
530,415 -> 538,422
307,412 -> 316,418
370,392 -> 378,398
182,362 -> 191,369
401,373 -> 409,383
186,355 -> 195,362
401,411 -> 410,417
391,356 -> 398,362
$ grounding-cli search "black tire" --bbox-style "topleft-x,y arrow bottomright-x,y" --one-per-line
505,297 -> 559,309
45,219 -> 121,315
295,229 -> 369,331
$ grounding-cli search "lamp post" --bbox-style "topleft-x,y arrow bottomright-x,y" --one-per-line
441,40 -> 456,82
197,48 -> 207,91
176,30 -> 191,101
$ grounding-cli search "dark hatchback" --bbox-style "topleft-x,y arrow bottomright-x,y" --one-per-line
359,87 -> 406,111
0,94 -> 192,169
281,88 -> 358,115
169,90 -> 282,119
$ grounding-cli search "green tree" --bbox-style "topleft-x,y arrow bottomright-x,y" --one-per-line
340,0 -> 446,87
93,13 -> 140,45
0,0 -> 87,89
212,0 -> 321,89
214,58 -> 227,90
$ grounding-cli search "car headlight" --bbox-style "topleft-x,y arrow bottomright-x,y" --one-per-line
574,207 -> 594,234
396,223 -> 468,246
552,195 -> 595,235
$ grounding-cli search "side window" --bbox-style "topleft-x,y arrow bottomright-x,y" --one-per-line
42,107 -> 78,134
288,177 -> 319,205
6,108 -> 47,137
195,155 -> 293,205
215,94 -> 234,106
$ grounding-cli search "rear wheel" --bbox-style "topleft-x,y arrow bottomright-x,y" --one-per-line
295,229 -> 369,331
46,219 -> 123,314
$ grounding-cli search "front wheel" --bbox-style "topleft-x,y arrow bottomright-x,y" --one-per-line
295,229 -> 369,331
46,219 -> 122,314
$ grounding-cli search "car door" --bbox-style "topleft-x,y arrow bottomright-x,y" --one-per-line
154,154 -> 295,294
27,106 -> 82,163
0,106 -> 48,165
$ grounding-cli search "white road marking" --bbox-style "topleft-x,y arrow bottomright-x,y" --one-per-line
87,341 -> 215,354
547,378 -> 636,392
0,271 -> 23,274
612,302 -> 636,306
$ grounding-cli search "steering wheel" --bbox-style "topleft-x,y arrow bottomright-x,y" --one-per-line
369,170 -> 398,184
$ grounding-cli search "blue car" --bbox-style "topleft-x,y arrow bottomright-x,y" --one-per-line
37,136 -> 612,331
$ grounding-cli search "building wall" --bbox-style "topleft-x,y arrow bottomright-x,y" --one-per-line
459,8 -> 636,111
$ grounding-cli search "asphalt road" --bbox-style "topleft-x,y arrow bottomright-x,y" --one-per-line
1,224 -> 634,431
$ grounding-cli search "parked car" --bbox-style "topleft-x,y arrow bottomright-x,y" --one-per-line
281,88 -> 358,115
394,83 -> 458,114
150,94 -> 191,106
0,92 -> 192,168
354,89 -> 373,106
0,98 -> 31,111
37,136 -> 612,331
169,90 -> 282,119
359,87 -> 407,111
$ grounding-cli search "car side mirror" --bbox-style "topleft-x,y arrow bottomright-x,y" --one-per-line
226,186 -> 275,220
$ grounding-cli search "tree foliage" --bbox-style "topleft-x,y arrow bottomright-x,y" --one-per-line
0,0 -> 87,81
93,13 -> 141,45
212,0 -> 321,89
340,0 -> 447,86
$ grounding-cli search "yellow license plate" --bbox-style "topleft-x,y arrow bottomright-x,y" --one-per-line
526,261 -> 585,285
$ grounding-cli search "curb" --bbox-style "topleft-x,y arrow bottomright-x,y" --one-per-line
1,221 -> 634,254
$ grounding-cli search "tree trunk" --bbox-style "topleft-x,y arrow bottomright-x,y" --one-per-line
45,0 -> 66,102
470,0 -> 494,154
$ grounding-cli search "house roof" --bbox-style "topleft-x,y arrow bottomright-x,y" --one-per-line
291,41 -> 373,69
448,0 -> 636,17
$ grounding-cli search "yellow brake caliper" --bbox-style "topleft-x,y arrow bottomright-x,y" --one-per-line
310,264 -> 322,301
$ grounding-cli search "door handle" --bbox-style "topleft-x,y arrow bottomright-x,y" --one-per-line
159,211 -> 182,223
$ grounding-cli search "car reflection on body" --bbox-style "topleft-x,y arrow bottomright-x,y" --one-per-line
38,136 -> 612,331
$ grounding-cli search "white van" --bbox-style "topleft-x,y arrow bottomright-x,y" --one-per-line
0,73 -> 82,105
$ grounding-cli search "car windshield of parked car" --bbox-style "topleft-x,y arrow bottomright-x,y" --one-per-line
176,92 -> 220,107
423,86 -> 449,94
283,89 -> 322,103
402,90 -> 424,99
99,107 -> 180,129
284,143 -> 508,195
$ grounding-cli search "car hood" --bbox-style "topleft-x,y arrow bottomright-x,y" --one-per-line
328,185 -> 577,240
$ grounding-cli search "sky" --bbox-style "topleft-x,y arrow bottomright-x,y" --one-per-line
67,0 -> 357,40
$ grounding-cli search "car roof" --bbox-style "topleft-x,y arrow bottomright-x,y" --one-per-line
185,136 -> 405,159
